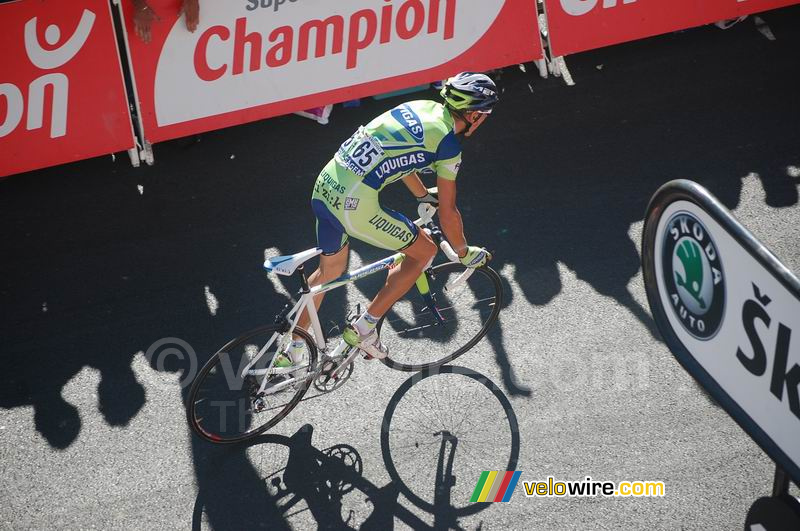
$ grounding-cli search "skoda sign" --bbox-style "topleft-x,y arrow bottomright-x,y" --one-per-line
643,180 -> 800,488
661,211 -> 725,339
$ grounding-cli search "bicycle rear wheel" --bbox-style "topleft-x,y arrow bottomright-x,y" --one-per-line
187,324 -> 317,444
379,262 -> 502,371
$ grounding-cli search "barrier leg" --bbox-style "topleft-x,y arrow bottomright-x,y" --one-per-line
551,56 -> 575,86
535,59 -> 548,79
537,11 -> 549,79
535,7 -> 573,85
127,147 -> 140,168
772,466 -> 790,497
140,141 -> 154,166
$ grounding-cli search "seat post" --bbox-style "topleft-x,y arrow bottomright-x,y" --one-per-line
297,265 -> 311,293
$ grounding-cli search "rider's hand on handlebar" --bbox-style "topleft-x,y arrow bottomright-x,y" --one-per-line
415,187 -> 439,207
458,246 -> 491,268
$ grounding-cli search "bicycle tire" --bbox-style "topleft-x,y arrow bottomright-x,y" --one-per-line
378,262 -> 502,372
187,324 -> 317,444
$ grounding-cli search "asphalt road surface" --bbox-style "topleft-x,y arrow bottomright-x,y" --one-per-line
2,6 -> 799,530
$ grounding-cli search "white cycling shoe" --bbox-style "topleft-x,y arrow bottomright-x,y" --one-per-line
343,325 -> 389,360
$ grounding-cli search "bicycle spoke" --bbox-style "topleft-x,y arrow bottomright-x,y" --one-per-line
382,368 -> 519,516
187,324 -> 316,443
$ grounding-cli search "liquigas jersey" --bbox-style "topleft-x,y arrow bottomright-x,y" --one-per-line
334,100 -> 462,189
311,100 -> 462,253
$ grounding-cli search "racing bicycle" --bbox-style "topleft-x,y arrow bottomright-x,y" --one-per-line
186,203 -> 503,443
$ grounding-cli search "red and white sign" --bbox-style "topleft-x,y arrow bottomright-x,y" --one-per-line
544,0 -> 799,57
0,0 -> 135,178
122,0 -> 542,144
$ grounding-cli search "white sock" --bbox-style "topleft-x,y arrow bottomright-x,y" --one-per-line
354,311 -> 380,336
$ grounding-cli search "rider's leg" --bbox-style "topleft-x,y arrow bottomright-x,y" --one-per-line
367,229 -> 437,317
278,245 -> 348,365
297,243 -> 349,333
344,232 -> 435,358
297,193 -> 350,338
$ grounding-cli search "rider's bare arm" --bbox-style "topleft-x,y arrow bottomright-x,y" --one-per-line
402,172 -> 428,198
436,177 -> 468,257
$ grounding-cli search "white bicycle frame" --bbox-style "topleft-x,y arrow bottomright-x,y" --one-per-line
243,203 -> 469,396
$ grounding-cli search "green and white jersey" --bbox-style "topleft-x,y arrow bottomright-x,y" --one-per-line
334,100 -> 462,190
311,100 -> 462,252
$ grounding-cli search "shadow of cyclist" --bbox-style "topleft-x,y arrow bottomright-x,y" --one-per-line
193,425 -> 367,530
192,363 -> 520,530
195,365 -> 519,530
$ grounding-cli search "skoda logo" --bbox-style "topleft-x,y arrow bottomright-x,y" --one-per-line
662,212 -> 725,340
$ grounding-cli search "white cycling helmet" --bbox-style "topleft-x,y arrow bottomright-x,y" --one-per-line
440,72 -> 499,114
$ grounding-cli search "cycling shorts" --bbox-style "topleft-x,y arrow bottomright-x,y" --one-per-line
311,159 -> 418,255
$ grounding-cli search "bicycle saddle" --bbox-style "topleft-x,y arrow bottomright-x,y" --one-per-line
264,248 -> 323,276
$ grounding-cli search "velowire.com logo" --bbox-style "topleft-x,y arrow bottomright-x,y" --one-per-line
662,211 -> 725,339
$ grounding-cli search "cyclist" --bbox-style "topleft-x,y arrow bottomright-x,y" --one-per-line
282,72 -> 498,363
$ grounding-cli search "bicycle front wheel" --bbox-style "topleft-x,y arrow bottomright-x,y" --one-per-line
187,324 -> 317,444
379,262 -> 502,371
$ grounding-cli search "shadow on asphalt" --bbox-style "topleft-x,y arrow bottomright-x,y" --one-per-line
191,367 -> 518,530
0,11 -> 797,529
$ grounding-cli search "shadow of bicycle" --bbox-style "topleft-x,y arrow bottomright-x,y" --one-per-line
191,367 -> 520,530
381,366 -> 521,524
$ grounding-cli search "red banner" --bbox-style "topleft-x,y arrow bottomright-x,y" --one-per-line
544,0 -> 800,57
0,0 -> 135,178
121,0 -> 542,144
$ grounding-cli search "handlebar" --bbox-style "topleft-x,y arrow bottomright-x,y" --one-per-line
415,202 -> 436,225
